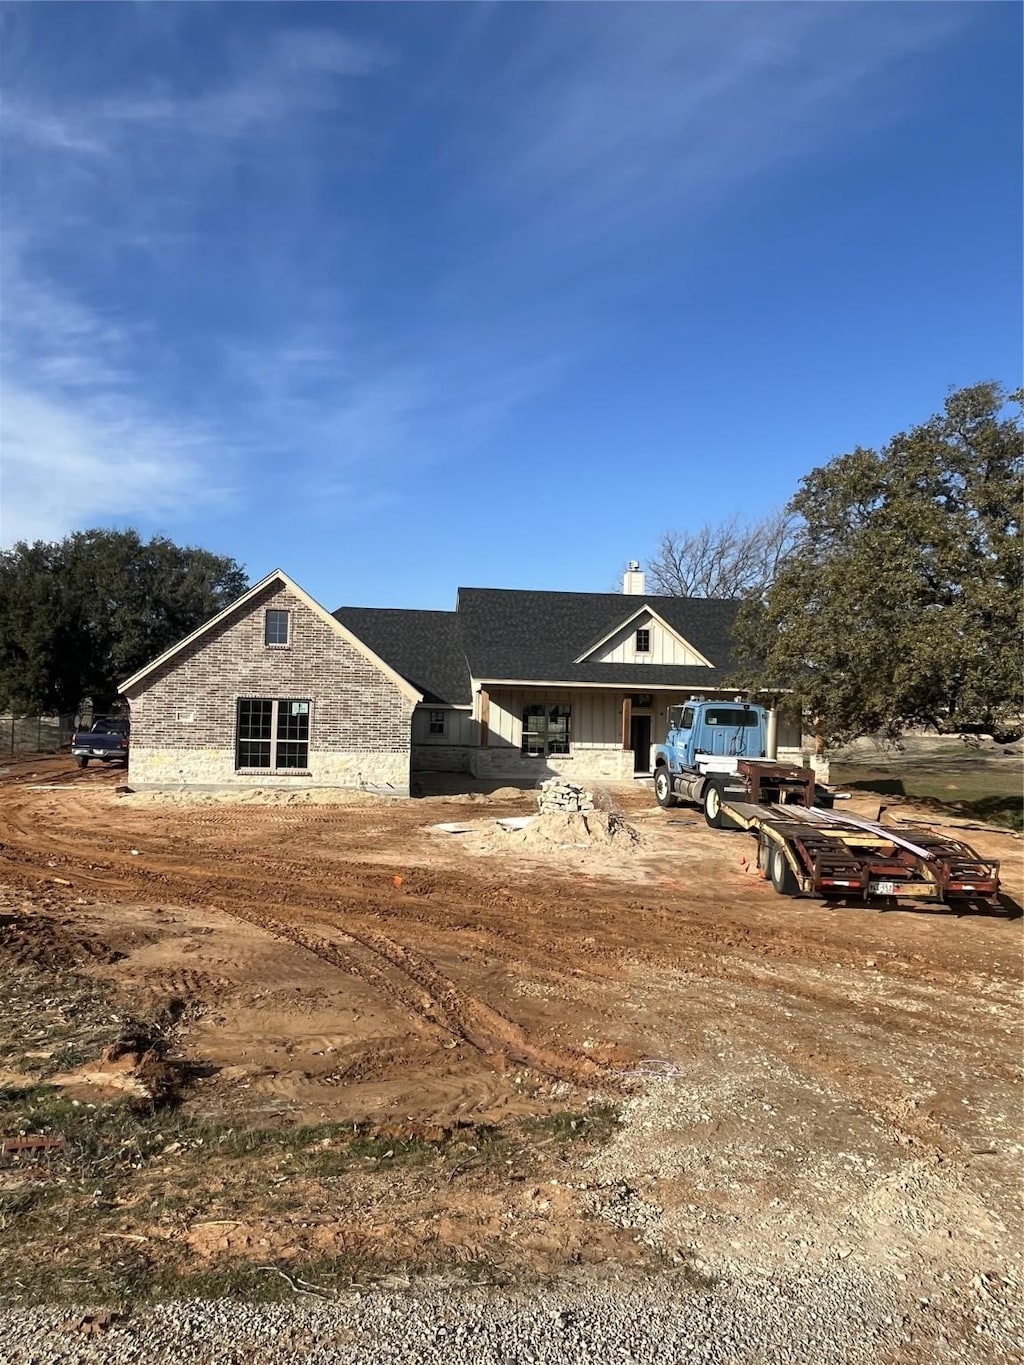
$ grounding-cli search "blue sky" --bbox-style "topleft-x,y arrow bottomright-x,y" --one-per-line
1,1 -> 1020,607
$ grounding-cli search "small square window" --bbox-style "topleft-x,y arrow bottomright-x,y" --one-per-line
429,710 -> 446,735
635,628 -> 651,654
265,609 -> 290,646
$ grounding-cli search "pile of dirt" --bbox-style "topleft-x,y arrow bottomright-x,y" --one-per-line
49,1011 -> 189,1105
505,811 -> 644,851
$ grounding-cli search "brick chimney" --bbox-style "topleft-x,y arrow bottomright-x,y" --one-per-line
623,561 -> 645,595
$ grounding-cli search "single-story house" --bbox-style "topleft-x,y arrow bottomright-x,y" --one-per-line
119,565 -> 803,793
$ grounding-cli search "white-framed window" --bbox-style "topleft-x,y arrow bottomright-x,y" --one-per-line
521,704 -> 571,756
236,698 -> 310,770
635,627 -> 651,654
429,710 -> 446,735
264,609 -> 290,646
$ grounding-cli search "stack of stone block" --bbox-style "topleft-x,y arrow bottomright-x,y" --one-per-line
537,778 -> 595,813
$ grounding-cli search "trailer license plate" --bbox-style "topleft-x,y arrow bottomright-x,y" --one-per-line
871,881 -> 896,895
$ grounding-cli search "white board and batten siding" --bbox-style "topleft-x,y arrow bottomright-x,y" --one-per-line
582,612 -> 711,667
411,705 -> 475,746
486,689 -> 621,751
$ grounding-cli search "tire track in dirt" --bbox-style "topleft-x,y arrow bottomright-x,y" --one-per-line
206,898 -> 608,1087
1,830 -> 611,1085
1,829 -> 1011,1066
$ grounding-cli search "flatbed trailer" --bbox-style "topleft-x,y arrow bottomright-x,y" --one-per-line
723,801 -> 1002,908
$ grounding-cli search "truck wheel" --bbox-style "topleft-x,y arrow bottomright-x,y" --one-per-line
703,781 -> 728,828
654,767 -> 677,808
770,844 -> 799,896
77,757 -> 89,769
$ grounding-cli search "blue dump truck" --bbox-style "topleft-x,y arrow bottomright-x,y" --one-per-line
651,697 -> 1002,908
70,716 -> 129,769
651,698 -> 825,826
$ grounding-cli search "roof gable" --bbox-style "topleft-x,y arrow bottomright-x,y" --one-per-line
573,603 -> 713,667
118,570 -> 422,703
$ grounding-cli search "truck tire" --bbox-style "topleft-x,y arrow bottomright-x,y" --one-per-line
703,780 -> 729,828
77,757 -> 89,769
769,843 -> 799,896
654,767 -> 677,808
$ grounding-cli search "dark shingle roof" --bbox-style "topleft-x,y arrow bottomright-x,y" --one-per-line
335,590 -> 741,702
455,588 -> 741,685
332,607 -> 471,705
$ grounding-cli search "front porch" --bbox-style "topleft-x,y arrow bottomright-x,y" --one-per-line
463,686 -> 804,782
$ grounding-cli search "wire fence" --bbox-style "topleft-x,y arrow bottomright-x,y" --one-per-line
0,714 -> 79,756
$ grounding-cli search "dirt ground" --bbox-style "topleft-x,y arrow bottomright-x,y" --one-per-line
0,753 -> 1021,1353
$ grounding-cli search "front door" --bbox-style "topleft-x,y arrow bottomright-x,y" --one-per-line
629,713 -> 652,773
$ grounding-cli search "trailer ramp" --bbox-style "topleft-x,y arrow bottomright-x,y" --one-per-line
722,802 -> 1001,907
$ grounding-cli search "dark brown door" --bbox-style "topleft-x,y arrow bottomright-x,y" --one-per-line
629,714 -> 652,772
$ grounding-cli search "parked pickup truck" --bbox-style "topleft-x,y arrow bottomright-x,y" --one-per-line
71,717 -> 129,768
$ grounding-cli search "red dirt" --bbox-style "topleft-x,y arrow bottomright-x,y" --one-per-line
1,752 -> 1021,1290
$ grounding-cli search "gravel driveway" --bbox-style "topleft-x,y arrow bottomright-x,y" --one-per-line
1,1265 -> 1018,1365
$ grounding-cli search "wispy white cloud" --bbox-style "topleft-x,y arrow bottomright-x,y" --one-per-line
0,103 -> 110,156
0,245 -> 235,545
2,25 -> 390,154
219,329 -> 563,487
0,385 -> 231,546
455,4 -> 965,255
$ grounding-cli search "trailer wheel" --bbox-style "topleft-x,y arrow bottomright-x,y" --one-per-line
77,757 -> 89,769
703,781 -> 728,828
769,844 -> 798,896
654,767 -> 677,808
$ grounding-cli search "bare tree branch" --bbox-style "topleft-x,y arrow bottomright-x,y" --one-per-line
645,512 -> 796,598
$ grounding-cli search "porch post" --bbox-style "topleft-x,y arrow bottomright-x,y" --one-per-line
479,689 -> 490,748
621,694 -> 632,750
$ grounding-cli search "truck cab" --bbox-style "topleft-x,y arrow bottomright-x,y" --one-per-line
661,701 -> 766,771
652,698 -> 819,826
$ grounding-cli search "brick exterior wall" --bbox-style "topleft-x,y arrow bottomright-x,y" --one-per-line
124,582 -> 416,792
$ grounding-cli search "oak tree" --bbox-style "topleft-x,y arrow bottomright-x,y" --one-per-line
735,383 -> 1023,744
0,529 -> 248,714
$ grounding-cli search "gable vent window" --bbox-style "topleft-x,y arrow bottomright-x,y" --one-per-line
265,609 -> 290,646
429,710 -> 446,735
237,698 -> 309,770
635,628 -> 651,654
521,704 -> 571,757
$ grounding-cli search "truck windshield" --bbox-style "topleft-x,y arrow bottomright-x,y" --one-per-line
704,709 -> 759,727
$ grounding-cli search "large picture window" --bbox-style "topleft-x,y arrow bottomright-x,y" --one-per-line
521,704 -> 571,757
236,698 -> 310,770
